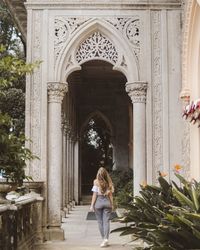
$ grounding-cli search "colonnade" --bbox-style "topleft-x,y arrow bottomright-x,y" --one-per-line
46,81 -> 78,239
46,80 -> 148,239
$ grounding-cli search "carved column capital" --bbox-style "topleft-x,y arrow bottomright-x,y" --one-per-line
180,88 -> 190,105
125,81 -> 148,103
48,82 -> 68,103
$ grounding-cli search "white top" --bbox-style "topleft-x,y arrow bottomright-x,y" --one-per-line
91,185 -> 102,195
91,185 -> 113,195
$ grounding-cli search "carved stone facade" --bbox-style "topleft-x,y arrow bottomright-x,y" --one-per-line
6,0 -> 188,240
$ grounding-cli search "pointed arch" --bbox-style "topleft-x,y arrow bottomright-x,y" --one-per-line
55,19 -> 139,83
80,110 -> 114,140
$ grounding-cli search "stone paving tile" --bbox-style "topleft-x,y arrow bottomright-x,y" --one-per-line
36,206 -> 145,250
36,205 -> 140,250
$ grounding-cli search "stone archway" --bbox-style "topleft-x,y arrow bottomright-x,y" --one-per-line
55,18 -> 148,195
67,60 -> 130,200
46,16 -> 148,240
181,0 -> 200,180
80,111 -> 114,196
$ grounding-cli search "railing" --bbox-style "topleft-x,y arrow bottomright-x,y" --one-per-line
0,195 -> 44,250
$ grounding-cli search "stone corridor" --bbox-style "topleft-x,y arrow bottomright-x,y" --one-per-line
36,205 -> 140,250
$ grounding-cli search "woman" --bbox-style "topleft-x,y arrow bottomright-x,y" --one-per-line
90,167 -> 114,247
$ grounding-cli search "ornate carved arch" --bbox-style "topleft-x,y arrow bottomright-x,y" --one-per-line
54,18 -> 139,82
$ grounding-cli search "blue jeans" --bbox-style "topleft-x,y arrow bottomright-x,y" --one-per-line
94,195 -> 112,239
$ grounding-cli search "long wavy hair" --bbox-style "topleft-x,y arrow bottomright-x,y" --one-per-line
96,167 -> 114,195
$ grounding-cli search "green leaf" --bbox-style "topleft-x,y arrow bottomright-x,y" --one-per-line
192,227 -> 200,240
184,212 -> 200,221
111,226 -> 130,233
172,187 -> 195,210
191,185 -> 200,212
174,172 -> 188,186
151,247 -> 175,250
158,176 -> 171,193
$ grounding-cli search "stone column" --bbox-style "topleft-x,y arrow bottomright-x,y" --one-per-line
74,139 -> 79,204
61,115 -> 67,215
69,137 -> 73,204
66,132 -> 70,207
47,82 -> 68,240
126,82 -> 148,196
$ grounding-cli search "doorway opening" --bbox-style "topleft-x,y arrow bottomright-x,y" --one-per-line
67,60 -> 131,200
81,112 -> 113,195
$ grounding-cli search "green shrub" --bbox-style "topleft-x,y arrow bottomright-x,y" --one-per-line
0,113 -> 35,185
110,168 -> 133,208
113,171 -> 200,250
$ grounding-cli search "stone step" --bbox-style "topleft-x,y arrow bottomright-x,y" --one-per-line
80,195 -> 92,205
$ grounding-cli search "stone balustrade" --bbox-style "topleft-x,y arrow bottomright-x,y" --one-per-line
0,195 -> 44,250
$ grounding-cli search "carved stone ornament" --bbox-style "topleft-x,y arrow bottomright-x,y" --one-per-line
151,11 -> 163,184
62,117 -> 72,136
75,31 -> 118,64
30,11 -> 42,180
54,17 -> 140,68
106,17 -> 140,47
48,82 -> 68,103
106,17 -> 140,64
54,17 -> 90,60
125,82 -> 147,103
181,122 -> 190,180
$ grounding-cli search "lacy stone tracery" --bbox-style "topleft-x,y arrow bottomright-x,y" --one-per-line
54,17 -> 140,65
75,31 -> 118,64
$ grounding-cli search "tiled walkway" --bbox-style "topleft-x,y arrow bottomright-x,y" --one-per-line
36,205 -> 141,250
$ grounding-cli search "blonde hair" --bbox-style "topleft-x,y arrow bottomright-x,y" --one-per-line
96,167 -> 114,195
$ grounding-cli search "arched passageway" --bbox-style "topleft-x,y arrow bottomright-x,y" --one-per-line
67,60 -> 132,199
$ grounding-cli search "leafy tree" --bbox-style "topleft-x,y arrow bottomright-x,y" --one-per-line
0,1 -> 25,56
83,115 -> 113,169
0,45 -> 39,184
0,3 -> 40,185
0,113 -> 34,185
81,114 -> 113,194
0,1 -> 26,134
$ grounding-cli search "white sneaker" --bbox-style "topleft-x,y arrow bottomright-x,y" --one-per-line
100,239 -> 109,247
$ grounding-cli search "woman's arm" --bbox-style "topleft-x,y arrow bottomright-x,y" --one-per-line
90,192 -> 97,211
108,192 -> 114,211
90,179 -> 98,211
